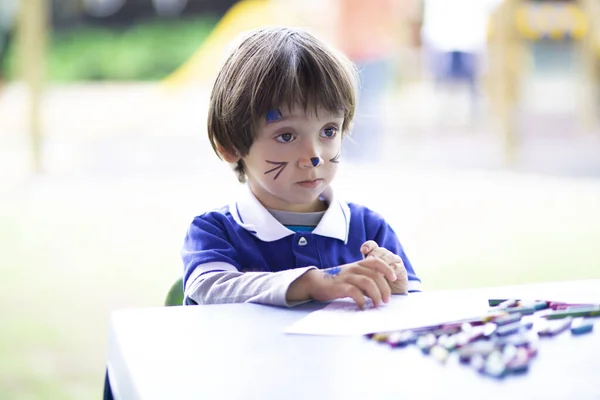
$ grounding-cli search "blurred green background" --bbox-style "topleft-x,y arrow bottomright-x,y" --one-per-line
2,16 -> 217,81
1,0 -> 600,399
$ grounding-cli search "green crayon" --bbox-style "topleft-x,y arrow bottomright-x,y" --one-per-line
545,306 -> 600,320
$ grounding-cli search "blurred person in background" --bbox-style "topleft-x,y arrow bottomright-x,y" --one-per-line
421,0 -> 501,123
0,0 -> 18,87
334,0 -> 419,163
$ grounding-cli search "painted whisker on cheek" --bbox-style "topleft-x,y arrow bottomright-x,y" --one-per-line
264,160 -> 288,180
329,151 -> 340,163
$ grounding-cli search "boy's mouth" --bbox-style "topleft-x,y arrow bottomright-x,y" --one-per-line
296,179 -> 323,189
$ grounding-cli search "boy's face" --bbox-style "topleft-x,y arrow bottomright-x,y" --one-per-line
242,104 -> 343,213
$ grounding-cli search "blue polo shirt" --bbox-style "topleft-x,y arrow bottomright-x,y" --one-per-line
182,186 -> 422,303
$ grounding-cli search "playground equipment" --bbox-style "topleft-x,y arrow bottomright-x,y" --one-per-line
15,0 -> 49,173
161,0 -> 303,89
487,0 -> 600,163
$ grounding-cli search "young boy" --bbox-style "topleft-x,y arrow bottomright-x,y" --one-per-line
182,26 -> 421,308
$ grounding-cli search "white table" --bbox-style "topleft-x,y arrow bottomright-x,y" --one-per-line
107,280 -> 600,400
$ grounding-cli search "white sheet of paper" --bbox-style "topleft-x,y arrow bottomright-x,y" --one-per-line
284,292 -> 491,336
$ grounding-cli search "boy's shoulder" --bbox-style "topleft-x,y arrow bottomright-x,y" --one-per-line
342,201 -> 396,236
191,202 -> 257,233
201,204 -> 232,216
187,204 -> 253,241
345,201 -> 388,224
192,204 -> 235,225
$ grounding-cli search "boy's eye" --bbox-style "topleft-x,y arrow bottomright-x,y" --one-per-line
276,133 -> 294,143
321,127 -> 338,138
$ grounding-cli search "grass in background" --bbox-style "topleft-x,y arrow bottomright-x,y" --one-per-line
3,16 -> 217,81
0,182 -> 185,400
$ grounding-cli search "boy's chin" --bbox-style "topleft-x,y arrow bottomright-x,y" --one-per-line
279,194 -> 328,212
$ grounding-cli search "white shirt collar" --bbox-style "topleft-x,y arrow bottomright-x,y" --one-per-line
230,184 -> 350,243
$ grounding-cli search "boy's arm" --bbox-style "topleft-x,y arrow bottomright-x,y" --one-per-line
183,214 -> 320,307
186,257 -> 398,308
185,264 -> 317,307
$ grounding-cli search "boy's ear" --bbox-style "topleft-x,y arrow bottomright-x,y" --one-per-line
217,143 -> 241,164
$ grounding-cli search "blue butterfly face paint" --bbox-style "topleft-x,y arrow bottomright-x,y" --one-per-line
324,266 -> 342,279
266,109 -> 283,123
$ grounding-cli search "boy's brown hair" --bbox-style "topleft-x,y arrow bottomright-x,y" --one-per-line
207,26 -> 359,183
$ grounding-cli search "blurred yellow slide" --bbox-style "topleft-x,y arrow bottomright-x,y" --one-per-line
161,0 -> 298,88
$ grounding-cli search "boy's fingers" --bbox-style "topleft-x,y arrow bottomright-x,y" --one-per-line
378,248 -> 403,265
343,285 -> 367,309
389,273 -> 409,294
365,247 -> 403,271
389,258 -> 404,278
378,251 -> 399,266
346,275 -> 382,307
393,262 -> 407,276
360,240 -> 379,255
373,273 -> 391,303
389,263 -> 409,294
360,266 -> 392,303
359,257 -> 397,282
354,275 -> 383,307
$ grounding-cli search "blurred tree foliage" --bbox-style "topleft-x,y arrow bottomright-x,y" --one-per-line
3,15 -> 217,81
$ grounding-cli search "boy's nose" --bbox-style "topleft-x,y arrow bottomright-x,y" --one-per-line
299,156 -> 323,169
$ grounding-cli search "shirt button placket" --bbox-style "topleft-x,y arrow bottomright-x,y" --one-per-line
293,233 -> 318,268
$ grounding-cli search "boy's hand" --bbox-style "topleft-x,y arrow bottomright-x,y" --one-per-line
360,240 -> 409,295
287,257 -> 397,309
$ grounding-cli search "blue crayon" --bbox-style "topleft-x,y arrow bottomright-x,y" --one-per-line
571,318 -> 594,335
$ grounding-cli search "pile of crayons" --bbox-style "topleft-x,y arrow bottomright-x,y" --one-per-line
366,299 -> 599,379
